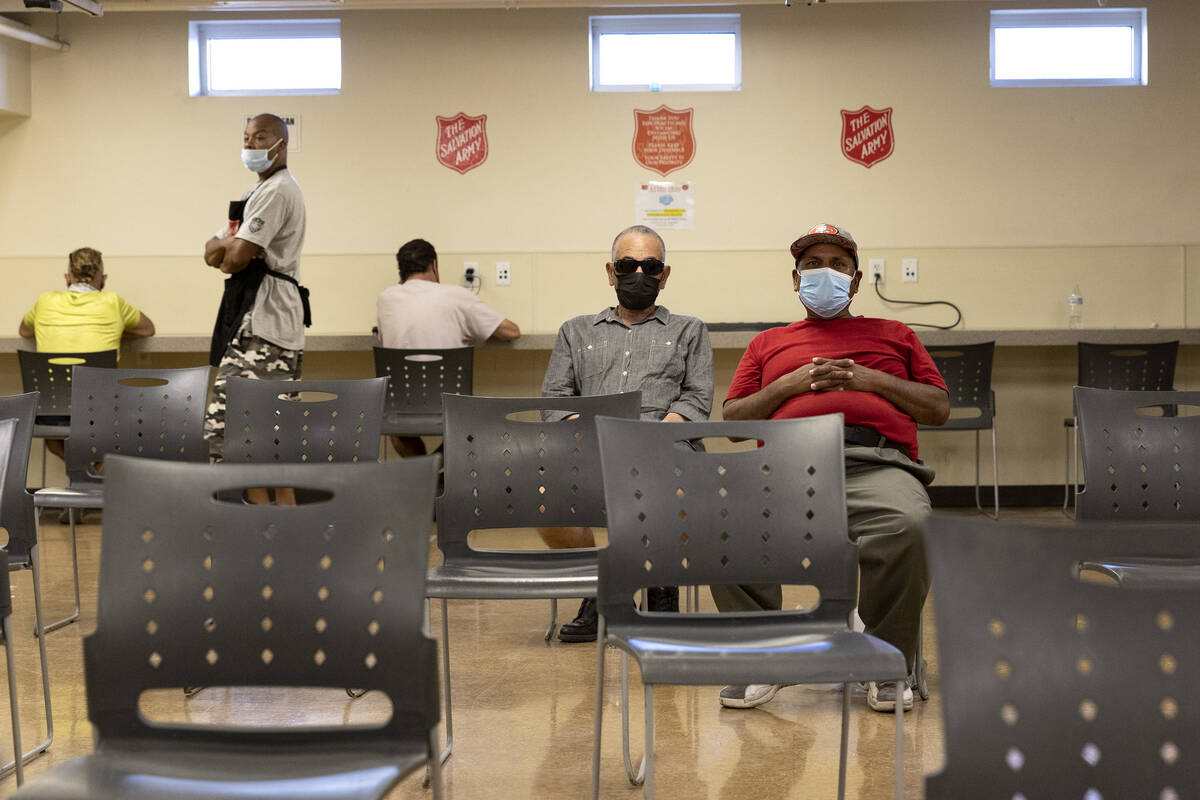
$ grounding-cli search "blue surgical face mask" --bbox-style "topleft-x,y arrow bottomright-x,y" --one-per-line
797,267 -> 853,319
241,138 -> 285,173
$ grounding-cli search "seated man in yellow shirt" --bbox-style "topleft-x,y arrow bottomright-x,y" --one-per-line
18,246 -> 156,460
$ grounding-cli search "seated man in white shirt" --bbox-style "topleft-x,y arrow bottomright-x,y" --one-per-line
377,238 -> 520,457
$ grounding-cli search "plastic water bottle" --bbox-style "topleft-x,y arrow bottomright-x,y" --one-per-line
1068,285 -> 1083,329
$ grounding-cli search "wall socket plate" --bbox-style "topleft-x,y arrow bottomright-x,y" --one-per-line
868,258 -> 886,285
902,258 -> 919,283
463,261 -> 478,287
496,261 -> 511,286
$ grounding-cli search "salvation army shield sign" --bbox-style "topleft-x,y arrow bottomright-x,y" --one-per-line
633,105 -> 696,177
841,106 -> 894,169
436,113 -> 489,175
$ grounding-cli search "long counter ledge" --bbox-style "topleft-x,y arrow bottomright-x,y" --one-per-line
1,328 -> 1196,354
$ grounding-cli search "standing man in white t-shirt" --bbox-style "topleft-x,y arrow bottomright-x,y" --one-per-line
377,237 -> 520,456
203,113 -> 308,494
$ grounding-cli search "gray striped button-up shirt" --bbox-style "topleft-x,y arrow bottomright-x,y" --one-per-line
541,306 -> 714,421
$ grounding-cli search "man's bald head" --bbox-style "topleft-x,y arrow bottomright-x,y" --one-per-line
250,113 -> 288,143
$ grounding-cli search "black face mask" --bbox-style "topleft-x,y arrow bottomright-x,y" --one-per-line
615,272 -> 661,311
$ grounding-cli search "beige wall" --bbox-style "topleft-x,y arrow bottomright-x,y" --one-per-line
0,34 -> 30,117
2,0 -> 1198,489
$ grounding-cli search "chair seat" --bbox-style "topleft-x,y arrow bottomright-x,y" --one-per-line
381,413 -> 444,437
10,745 -> 422,800
606,616 -> 907,686
33,486 -> 104,509
32,424 -> 69,440
427,550 -> 597,600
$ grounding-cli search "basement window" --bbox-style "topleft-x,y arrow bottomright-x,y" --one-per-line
189,19 -> 341,97
589,14 -> 741,92
990,8 -> 1147,87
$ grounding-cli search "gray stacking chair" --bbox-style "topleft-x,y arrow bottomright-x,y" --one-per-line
429,391 -> 640,764
0,394 -> 53,776
222,376 -> 387,464
0,420 -> 26,786
919,341 -> 999,518
1064,340 -> 1179,514
592,414 -> 906,800
18,349 -> 118,487
925,514 -> 1200,799
32,366 -> 211,633
1074,387 -> 1200,526
11,454 -> 443,800
373,346 -> 473,438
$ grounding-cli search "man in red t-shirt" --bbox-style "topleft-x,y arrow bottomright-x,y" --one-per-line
715,223 -> 950,714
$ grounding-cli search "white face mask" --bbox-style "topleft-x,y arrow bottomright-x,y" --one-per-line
797,267 -> 853,318
241,137 -> 285,173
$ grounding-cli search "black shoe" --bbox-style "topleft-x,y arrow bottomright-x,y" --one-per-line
558,598 -> 598,642
646,586 -> 679,613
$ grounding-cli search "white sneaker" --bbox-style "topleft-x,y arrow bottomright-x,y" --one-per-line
867,680 -> 913,712
719,683 -> 781,709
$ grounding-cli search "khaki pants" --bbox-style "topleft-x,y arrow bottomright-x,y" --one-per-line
711,446 -> 933,672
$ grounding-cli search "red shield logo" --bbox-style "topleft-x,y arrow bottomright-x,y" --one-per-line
633,105 -> 696,177
841,106 -> 894,169
435,113 -> 489,175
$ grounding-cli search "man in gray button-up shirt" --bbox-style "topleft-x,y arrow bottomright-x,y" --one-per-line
540,224 -> 714,642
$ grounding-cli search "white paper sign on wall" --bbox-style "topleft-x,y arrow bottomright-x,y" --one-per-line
635,181 -> 694,231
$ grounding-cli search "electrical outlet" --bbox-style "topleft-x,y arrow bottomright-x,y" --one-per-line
496,261 -> 511,286
902,258 -> 919,283
463,261 -> 478,287
868,258 -> 886,285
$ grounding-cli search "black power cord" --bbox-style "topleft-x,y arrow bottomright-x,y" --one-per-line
869,276 -> 962,330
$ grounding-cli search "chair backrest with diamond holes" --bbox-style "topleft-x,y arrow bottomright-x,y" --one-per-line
223,377 -> 387,465
1075,387 -> 1200,522
436,393 -> 641,562
373,346 -> 473,417
926,514 -> 1200,799
19,349 -> 118,420
87,455 -> 440,751
64,366 -> 211,487
594,414 -> 852,625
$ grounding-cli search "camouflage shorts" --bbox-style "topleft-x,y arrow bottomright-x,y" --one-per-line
205,322 -> 303,460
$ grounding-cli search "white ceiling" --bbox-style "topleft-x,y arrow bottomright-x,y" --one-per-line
2,0 -> 1021,17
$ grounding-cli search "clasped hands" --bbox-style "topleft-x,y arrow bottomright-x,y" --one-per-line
794,356 -> 872,393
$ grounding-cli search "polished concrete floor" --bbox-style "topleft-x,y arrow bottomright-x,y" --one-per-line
0,509 -> 1071,799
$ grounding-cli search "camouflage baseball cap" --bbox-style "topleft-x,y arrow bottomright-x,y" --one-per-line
68,247 -> 103,283
789,224 -> 858,268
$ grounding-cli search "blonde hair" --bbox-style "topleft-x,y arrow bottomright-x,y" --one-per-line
68,247 -> 103,284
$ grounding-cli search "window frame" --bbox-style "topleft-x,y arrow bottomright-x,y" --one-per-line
989,8 -> 1148,88
588,13 -> 742,93
188,19 -> 342,98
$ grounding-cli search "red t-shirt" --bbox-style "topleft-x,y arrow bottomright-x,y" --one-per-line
726,317 -> 947,460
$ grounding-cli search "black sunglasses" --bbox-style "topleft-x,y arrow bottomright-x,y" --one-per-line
612,257 -> 665,276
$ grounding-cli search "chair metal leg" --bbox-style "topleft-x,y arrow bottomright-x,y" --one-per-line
1063,421 -> 1078,519
3,551 -> 57,777
438,599 -> 453,764
894,679 -> 905,800
837,682 -> 849,800
39,440 -> 47,490
913,630 -> 930,701
643,684 -> 655,800
36,509 -> 81,635
619,652 -> 646,786
426,724 -> 444,800
973,429 -> 999,520
591,616 -> 607,800
544,598 -> 557,642
2,617 -> 24,786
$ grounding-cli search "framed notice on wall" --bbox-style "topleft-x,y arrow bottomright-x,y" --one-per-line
635,181 -> 694,230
